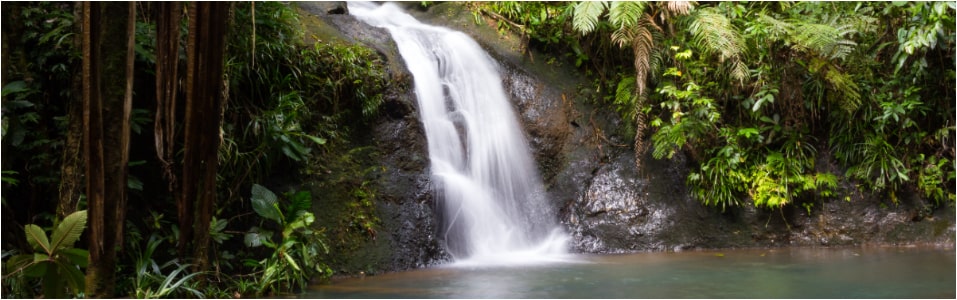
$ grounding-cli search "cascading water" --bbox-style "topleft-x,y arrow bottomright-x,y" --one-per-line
349,2 -> 570,265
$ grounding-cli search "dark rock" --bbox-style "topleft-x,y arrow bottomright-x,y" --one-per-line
297,2 -> 450,274
305,1 -> 348,15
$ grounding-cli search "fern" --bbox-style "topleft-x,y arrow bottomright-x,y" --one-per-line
608,1 -> 646,29
824,68 -> 862,112
686,7 -> 748,82
665,1 -> 692,16
792,22 -> 857,60
572,1 -> 608,34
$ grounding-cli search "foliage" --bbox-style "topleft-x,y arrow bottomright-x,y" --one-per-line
488,1 -> 954,211
131,235 -> 204,299
244,184 -> 331,295
1,2 -> 80,214
3,1 -> 387,298
221,2 -> 389,205
2,210 -> 88,298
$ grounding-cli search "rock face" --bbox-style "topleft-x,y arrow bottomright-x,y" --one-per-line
297,3 -> 450,274
298,2 -> 955,274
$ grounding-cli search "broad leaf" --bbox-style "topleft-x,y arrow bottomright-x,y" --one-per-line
24,224 -> 51,254
50,210 -> 87,252
57,262 -> 86,294
244,226 -> 274,248
23,259 -> 48,278
59,248 -> 89,268
251,184 -> 282,223
4,254 -> 34,275
1,81 -> 29,97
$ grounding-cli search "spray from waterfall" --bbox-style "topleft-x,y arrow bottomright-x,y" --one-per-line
349,2 -> 570,266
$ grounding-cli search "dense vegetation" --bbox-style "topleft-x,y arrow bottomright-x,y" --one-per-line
472,1 -> 955,211
1,1 -> 954,298
2,2 -> 387,297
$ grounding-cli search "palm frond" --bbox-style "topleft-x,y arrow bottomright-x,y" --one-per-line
572,1 -> 608,34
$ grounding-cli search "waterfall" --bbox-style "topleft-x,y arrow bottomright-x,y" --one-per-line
349,2 -> 570,265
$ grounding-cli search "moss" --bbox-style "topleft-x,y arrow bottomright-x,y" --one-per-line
309,144 -> 390,276
293,4 -> 351,46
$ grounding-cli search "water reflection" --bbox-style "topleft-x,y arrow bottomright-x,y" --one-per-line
308,247 -> 955,298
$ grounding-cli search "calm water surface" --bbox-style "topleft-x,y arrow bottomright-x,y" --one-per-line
306,247 -> 955,298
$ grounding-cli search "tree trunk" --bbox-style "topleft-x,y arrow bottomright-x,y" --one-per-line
58,2 -> 85,221
83,2 -> 135,297
155,1 -> 181,207
178,1 -> 230,274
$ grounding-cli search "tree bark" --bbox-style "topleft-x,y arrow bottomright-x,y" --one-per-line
83,2 -> 135,297
155,1 -> 181,207
179,1 -> 230,274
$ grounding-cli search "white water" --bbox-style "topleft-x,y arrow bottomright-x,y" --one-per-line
349,2 -> 570,266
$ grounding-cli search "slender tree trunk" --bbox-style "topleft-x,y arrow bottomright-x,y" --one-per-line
155,1 -> 181,208
57,3 -> 84,218
179,1 -> 230,274
83,2 -> 135,297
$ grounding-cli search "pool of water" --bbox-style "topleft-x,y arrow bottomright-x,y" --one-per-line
306,246 -> 955,298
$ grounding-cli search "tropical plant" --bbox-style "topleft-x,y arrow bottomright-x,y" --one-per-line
2,210 -> 88,298
244,184 -> 330,295
131,235 -> 205,299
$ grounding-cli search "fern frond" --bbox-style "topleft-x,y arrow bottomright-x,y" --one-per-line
608,1 -> 646,29
573,1 -> 608,34
686,7 -> 748,83
687,7 -> 744,62
791,22 -> 857,60
756,13 -> 792,42
665,1 -> 692,16
612,15 -> 659,99
728,59 -> 750,84
824,67 -> 861,112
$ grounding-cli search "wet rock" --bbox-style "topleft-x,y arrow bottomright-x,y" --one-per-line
298,2 -> 449,273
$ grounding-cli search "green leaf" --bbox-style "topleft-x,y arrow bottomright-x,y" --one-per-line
281,146 -> 303,162
737,128 -> 760,138
1,81 -> 29,97
50,210 -> 87,251
57,261 -> 86,294
251,184 -> 282,223
304,134 -> 326,146
5,254 -> 34,275
573,1 -> 608,34
287,190 -> 312,217
59,248 -> 89,268
245,227 -> 274,248
608,1 -> 646,28
25,224 -> 51,254
283,251 -> 302,271
42,261 -> 65,299
24,258 -> 49,278
127,176 -> 144,191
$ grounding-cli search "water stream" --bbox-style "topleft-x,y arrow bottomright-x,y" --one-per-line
348,2 -> 569,266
